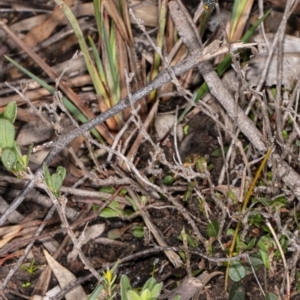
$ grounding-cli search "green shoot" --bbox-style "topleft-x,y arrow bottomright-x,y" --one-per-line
20,259 -> 40,276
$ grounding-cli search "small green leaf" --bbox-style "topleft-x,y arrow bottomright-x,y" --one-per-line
140,289 -> 151,300
228,189 -> 237,201
132,226 -> 144,238
4,101 -> 17,123
127,290 -> 141,300
183,125 -> 189,135
257,236 -> 272,252
247,256 -> 263,271
163,175 -> 174,186
196,157 -> 207,172
43,163 -> 52,189
56,166 -> 66,182
43,165 -> 66,197
207,220 -> 219,238
1,148 -> 17,171
0,119 -> 15,148
210,146 -> 228,157
236,238 -> 247,252
260,197 -> 269,206
99,201 -> 124,218
99,207 -> 119,218
270,196 -> 287,208
50,173 -> 64,195
142,278 -> 156,291
229,282 -> 245,300
126,196 -> 138,211
150,283 -> 163,299
265,292 -> 277,300
227,228 -> 235,236
22,282 -> 31,288
249,214 -> 263,227
109,201 -> 124,215
86,284 -> 104,300
246,237 -> 256,250
228,261 -> 246,282
259,249 -> 270,269
13,141 -> 22,161
99,186 -> 116,194
178,232 -> 199,247
282,130 -> 288,140
183,181 -> 196,201
120,275 -> 132,300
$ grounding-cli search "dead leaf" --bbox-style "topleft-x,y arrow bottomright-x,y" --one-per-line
154,114 -> 176,141
44,249 -> 87,300
129,0 -> 158,27
24,0 -> 74,48
17,123 -> 54,146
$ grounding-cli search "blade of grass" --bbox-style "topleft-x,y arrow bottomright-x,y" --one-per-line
178,8 -> 272,122
230,0 -> 255,42
93,0 -> 103,41
230,0 -> 248,39
101,21 -> 122,126
149,0 -> 168,102
103,23 -> 120,107
88,36 -> 106,84
199,10 -> 211,38
54,0 -> 103,96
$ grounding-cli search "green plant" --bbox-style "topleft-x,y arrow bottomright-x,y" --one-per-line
207,220 -> 220,238
257,235 -> 275,270
132,226 -> 144,238
228,255 -> 278,300
43,164 -> 66,198
22,282 -> 31,288
103,268 -> 117,300
120,275 -> 163,300
87,263 -> 120,300
20,259 -> 40,275
87,284 -> 104,300
178,231 -> 199,248
92,186 -> 130,218
0,101 -> 33,177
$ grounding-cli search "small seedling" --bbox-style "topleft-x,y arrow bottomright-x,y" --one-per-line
21,259 -> 40,275
87,262 -> 119,300
102,268 -> 117,300
120,275 -> 163,300
22,282 -> 31,288
132,226 -> 144,238
0,102 -> 33,177
43,164 -> 66,197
